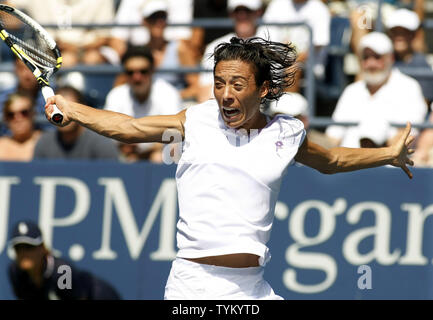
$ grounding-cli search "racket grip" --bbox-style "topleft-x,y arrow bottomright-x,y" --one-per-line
41,86 -> 63,124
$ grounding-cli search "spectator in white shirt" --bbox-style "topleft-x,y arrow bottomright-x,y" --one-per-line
385,8 -> 433,104
108,0 -> 194,64
326,32 -> 427,148
260,0 -> 331,85
104,46 -> 182,163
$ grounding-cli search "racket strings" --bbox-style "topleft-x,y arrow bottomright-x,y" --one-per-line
0,11 -> 56,68
8,32 -> 57,67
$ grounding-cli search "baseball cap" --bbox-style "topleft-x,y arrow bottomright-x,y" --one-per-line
358,119 -> 390,146
386,9 -> 420,31
228,0 -> 262,11
267,93 -> 309,117
9,221 -> 43,247
142,0 -> 168,18
358,32 -> 393,55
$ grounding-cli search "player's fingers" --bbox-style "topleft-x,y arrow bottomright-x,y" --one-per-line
405,135 -> 415,146
44,96 -> 56,107
403,122 -> 412,136
402,164 -> 413,179
44,103 -> 53,116
407,148 -> 415,154
406,157 -> 414,166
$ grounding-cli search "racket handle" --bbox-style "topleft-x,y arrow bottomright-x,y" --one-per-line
41,86 -> 63,124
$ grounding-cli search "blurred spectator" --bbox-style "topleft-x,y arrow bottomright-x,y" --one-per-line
190,0 -> 230,60
0,58 -> 46,134
104,46 -> 182,163
197,0 -> 266,102
260,0 -> 331,88
8,220 -> 121,300
411,111 -> 433,167
7,0 -> 115,67
141,0 -> 200,101
0,92 -> 41,161
325,32 -> 427,148
265,92 -> 338,149
108,0 -> 194,64
385,8 -> 433,103
348,0 -> 425,53
33,86 -> 119,160
348,0 -> 397,53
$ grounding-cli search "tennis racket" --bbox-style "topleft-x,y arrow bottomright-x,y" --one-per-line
0,4 -> 63,124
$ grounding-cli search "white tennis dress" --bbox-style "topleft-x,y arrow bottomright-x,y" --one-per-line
165,99 -> 306,300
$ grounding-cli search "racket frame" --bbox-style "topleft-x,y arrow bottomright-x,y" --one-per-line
0,4 -> 63,123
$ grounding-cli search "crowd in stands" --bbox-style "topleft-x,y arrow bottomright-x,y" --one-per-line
0,0 -> 433,166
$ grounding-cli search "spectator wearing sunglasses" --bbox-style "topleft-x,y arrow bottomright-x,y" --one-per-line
325,32 -> 426,149
0,92 -> 41,161
104,45 -> 182,163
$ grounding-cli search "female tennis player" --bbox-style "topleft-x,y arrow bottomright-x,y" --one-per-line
45,37 -> 415,300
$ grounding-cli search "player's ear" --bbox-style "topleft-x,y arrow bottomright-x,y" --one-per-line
259,81 -> 269,99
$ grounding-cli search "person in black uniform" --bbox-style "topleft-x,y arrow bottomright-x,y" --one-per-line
8,220 -> 121,300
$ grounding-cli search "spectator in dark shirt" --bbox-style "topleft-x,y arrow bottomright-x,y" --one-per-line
33,86 -> 119,160
8,220 -> 121,300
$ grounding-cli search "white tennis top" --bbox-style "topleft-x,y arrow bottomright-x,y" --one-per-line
175,100 -> 306,265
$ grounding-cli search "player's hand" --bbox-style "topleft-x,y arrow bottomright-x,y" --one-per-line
388,122 -> 415,179
44,95 -> 72,127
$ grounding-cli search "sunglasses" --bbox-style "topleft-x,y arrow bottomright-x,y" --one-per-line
5,109 -> 31,120
124,68 -> 152,76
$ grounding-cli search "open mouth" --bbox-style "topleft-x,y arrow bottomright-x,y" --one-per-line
222,107 -> 241,120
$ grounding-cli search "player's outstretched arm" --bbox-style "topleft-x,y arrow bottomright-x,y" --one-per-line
44,95 -> 186,144
295,122 -> 415,179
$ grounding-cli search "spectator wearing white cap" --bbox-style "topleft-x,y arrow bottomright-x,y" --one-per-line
197,0 -> 266,102
108,0 -> 194,64
326,32 -> 427,148
347,0 -> 425,54
140,0 -> 200,101
386,8 -> 433,103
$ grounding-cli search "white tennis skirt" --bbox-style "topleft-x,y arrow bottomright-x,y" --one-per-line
164,258 -> 284,300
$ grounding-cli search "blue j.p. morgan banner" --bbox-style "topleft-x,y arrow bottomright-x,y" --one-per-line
0,160 -> 433,300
